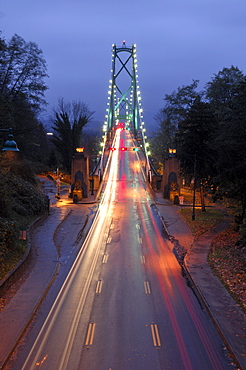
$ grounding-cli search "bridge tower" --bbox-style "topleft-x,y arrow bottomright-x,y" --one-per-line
106,42 -> 141,135
99,43 -> 152,184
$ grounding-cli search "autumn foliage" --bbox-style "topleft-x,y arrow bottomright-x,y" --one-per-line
209,227 -> 246,312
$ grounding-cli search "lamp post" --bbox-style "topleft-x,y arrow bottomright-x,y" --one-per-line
192,153 -> 197,221
0,128 -> 20,152
91,175 -> 94,195
178,150 -> 197,221
55,167 -> 60,199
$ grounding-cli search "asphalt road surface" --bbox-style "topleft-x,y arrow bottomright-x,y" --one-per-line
13,129 -> 233,370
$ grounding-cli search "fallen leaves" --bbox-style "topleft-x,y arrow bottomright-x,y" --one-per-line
209,227 -> 246,313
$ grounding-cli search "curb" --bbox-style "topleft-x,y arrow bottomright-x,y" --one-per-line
0,210 -> 60,369
182,263 -> 242,369
0,206 -> 96,369
157,204 -> 243,369
0,258 -> 60,370
0,212 -> 49,297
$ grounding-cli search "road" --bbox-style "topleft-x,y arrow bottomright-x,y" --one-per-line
13,129 -> 233,369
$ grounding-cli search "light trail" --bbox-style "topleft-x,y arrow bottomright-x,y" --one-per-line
17,128 -> 231,370
21,130 -> 122,370
137,194 -> 226,369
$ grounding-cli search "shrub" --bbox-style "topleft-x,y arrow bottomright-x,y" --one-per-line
0,217 -> 19,262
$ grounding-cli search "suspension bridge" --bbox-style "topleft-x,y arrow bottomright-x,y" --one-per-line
71,42 -> 162,202
97,41 -> 158,185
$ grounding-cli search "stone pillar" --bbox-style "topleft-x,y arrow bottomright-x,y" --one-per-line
71,152 -> 89,199
162,156 -> 181,201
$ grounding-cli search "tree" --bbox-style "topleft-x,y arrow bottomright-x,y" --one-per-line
150,109 -> 176,169
206,67 -> 246,218
80,128 -> 101,173
205,66 -> 244,121
151,80 -> 201,170
214,78 -> 246,218
0,34 -> 49,165
0,34 -> 48,111
176,98 -> 218,211
163,79 -> 200,126
51,99 -> 94,172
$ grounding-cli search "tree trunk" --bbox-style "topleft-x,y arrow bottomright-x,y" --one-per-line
200,183 -> 206,212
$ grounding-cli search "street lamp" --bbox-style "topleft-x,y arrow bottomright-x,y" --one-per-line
0,128 -> 20,152
192,154 -> 197,221
168,148 -> 176,157
55,168 -> 60,199
178,150 -> 197,221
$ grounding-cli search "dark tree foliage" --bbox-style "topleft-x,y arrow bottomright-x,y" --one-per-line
0,217 -> 19,261
80,129 -> 101,173
176,97 -> 218,182
51,99 -> 94,172
163,79 -> 200,126
0,34 -> 48,111
205,66 -> 244,121
0,34 -> 49,164
214,78 -> 246,217
150,109 -> 176,166
151,81 -> 201,171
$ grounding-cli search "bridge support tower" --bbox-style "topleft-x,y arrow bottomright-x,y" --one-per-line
107,42 -> 140,136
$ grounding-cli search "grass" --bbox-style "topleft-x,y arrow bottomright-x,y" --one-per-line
179,207 -> 224,236
179,186 -> 225,236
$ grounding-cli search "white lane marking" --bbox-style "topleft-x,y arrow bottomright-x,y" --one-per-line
140,255 -> 146,264
95,280 -> 103,294
144,281 -> 151,294
102,254 -> 108,263
151,324 -> 161,347
85,322 -> 96,346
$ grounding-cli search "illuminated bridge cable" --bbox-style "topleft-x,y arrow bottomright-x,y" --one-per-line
102,42 -> 151,180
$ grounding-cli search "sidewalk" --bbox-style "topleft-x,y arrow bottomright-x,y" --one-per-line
155,194 -> 246,369
1,186 -> 246,368
0,207 -> 62,368
0,189 -> 97,369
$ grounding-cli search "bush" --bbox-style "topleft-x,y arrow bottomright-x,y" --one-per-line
0,171 -> 46,219
0,217 -> 19,262
0,161 -> 47,275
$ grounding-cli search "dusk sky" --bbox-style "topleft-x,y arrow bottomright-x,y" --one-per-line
1,0 -> 246,131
